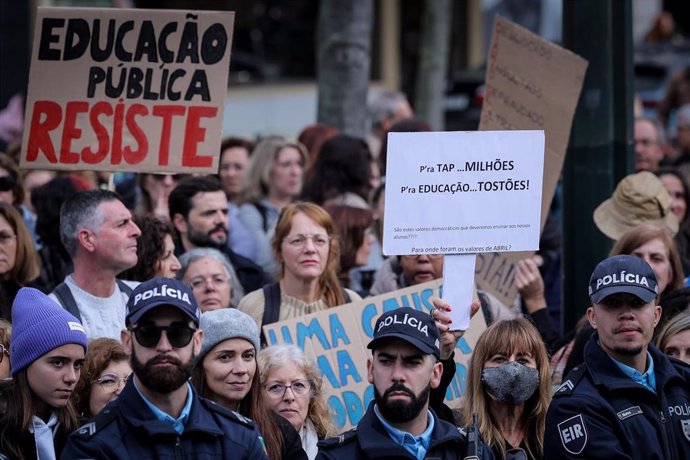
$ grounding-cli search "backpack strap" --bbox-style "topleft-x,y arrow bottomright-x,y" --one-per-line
260,282 -> 282,345
116,279 -> 133,296
254,202 -> 270,233
53,282 -> 82,321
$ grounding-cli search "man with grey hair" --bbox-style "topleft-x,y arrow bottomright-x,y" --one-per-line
634,116 -> 666,172
50,189 -> 141,339
367,90 -> 413,159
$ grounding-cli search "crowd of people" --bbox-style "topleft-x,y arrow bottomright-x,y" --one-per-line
0,87 -> 686,460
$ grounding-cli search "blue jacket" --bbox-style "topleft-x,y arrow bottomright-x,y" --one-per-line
60,380 -> 268,459
315,402 -> 494,460
544,333 -> 690,460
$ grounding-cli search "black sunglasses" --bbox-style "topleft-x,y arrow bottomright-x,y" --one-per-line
132,324 -> 196,348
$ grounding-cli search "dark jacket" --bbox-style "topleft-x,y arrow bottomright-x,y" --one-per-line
0,425 -> 70,460
273,412 -> 308,460
315,402 -> 493,460
544,333 -> 690,460
60,381 -> 268,459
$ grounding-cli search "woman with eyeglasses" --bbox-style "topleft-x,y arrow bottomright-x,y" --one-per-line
177,247 -> 244,311
0,202 -> 40,320
71,338 -> 131,421
0,288 -> 88,459
238,202 -> 361,330
192,308 -> 307,460
258,344 -> 335,460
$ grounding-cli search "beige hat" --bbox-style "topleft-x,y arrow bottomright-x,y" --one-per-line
593,171 -> 679,240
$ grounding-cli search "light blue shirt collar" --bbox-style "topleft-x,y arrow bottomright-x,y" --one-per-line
610,350 -> 656,393
374,404 -> 434,459
133,378 -> 194,434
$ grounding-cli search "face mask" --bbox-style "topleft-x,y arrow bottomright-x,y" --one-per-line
481,361 -> 539,405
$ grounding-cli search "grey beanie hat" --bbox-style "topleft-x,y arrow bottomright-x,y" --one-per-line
197,308 -> 261,363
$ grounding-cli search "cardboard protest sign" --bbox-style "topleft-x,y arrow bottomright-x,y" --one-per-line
475,16 -> 588,306
383,130 -> 544,256
263,279 -> 487,431
20,7 -> 234,174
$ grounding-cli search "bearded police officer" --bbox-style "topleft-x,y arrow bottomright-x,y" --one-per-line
544,255 -> 690,459
316,307 -> 493,460
62,277 -> 268,459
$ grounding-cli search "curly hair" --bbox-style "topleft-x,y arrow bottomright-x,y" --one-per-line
71,338 -> 129,418
120,215 -> 175,282
463,318 -> 551,460
258,344 -> 336,438
272,202 -> 343,308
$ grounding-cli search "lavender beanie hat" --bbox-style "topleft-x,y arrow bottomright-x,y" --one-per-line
10,287 -> 88,376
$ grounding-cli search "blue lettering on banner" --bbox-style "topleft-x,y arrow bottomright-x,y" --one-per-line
329,313 -> 350,347
362,303 -> 377,337
329,385 -> 375,429
316,351 -> 361,389
297,318 -> 330,350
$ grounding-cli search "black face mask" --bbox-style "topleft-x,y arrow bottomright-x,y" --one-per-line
481,361 -> 539,405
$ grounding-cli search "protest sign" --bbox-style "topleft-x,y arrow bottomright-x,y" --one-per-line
474,16 -> 588,306
20,7 -> 234,174
383,130 -> 544,256
263,279 -> 487,431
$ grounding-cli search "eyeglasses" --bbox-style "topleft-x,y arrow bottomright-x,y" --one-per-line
0,344 -> 8,363
284,234 -> 331,248
634,139 -> 658,148
94,373 -> 130,392
189,275 -> 229,292
0,232 -> 16,247
264,379 -> 312,399
401,254 -> 443,260
132,324 -> 197,348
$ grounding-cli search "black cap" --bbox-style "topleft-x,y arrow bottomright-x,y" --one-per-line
367,308 -> 440,359
588,255 -> 659,304
126,278 -> 200,326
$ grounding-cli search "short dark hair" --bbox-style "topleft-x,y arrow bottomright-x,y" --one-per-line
168,176 -> 224,222
60,189 -> 121,257
220,136 -> 255,154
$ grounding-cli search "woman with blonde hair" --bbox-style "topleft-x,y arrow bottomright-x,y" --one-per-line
464,317 -> 551,460
239,202 -> 360,330
655,309 -> 690,364
258,344 -> 335,460
238,136 -> 309,276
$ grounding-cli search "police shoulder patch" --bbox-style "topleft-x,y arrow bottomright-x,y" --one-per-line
317,428 -> 357,449
558,414 -> 588,455
75,421 -> 96,438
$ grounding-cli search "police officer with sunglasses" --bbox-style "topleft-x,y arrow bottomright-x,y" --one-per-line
62,277 -> 268,459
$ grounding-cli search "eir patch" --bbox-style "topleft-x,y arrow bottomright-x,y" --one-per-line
558,414 -> 588,454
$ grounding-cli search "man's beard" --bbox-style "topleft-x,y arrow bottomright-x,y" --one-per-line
374,382 -> 430,424
613,344 -> 644,356
187,223 -> 227,249
131,347 -> 194,394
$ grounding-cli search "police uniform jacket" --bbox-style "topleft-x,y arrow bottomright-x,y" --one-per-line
544,333 -> 690,460
315,402 -> 494,460
60,379 -> 268,459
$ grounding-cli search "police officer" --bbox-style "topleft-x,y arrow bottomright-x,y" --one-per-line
544,255 -> 690,459
61,278 -> 268,459
316,307 -> 492,460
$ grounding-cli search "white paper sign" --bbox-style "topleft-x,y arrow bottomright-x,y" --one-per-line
442,254 -> 476,330
383,130 -> 544,256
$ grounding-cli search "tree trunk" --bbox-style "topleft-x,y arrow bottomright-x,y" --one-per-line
415,0 -> 451,131
317,0 -> 373,139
